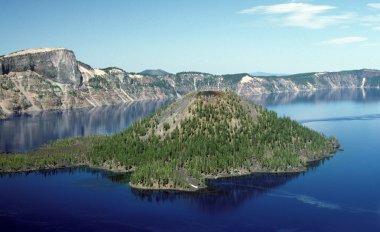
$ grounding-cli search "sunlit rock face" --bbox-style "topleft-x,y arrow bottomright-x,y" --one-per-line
2,47 -> 380,118
236,69 -> 380,96
0,48 -> 82,86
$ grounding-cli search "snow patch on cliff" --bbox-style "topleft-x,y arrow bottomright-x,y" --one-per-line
79,65 -> 93,82
108,68 -> 124,74
128,74 -> 144,79
79,64 -> 107,83
315,72 -> 326,78
241,75 -> 253,84
94,69 -> 106,76
361,78 -> 366,88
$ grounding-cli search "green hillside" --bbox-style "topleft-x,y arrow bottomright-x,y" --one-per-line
0,90 -> 339,191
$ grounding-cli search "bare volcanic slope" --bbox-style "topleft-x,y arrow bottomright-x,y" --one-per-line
0,91 -> 339,191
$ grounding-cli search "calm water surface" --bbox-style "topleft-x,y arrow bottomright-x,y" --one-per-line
1,89 -> 380,231
0,100 -> 170,153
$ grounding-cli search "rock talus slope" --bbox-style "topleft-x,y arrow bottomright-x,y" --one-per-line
1,48 -> 380,118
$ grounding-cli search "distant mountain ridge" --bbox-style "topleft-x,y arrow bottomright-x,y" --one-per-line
139,69 -> 171,76
1,47 -> 380,118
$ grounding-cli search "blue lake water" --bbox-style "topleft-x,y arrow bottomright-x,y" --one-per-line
1,89 -> 380,231
0,100 -> 170,153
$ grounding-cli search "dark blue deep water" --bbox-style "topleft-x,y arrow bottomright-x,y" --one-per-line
1,89 -> 380,231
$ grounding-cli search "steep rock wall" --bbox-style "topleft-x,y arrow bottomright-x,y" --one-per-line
2,48 -> 380,118
0,48 -> 82,86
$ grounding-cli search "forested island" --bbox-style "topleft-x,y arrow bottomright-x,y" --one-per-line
0,90 -> 339,191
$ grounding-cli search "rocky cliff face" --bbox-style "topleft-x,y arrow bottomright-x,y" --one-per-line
0,48 -> 82,86
235,70 -> 380,96
1,47 -> 380,118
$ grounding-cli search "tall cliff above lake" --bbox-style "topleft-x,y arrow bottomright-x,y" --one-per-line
1,47 -> 380,118
0,48 -> 82,86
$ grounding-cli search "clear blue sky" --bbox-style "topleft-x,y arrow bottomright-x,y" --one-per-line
1,0 -> 380,74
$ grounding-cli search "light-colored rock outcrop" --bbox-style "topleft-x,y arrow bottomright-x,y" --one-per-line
0,48 -> 82,86
2,48 -> 380,118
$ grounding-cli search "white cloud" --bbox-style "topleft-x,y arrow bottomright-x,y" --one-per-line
363,4 -> 380,30
239,3 -> 351,29
361,42 -> 380,47
368,3 -> 380,9
361,14 -> 380,23
239,3 -> 335,15
321,36 -> 368,45
360,13 -> 380,30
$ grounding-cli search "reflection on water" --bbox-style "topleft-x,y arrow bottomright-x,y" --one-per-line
2,88 -> 380,153
1,88 -> 380,231
0,100 -> 171,153
0,161 -> 331,213
0,168 -> 300,214
0,167 -> 110,179
130,173 -> 300,213
127,159 -> 332,213
248,88 -> 380,106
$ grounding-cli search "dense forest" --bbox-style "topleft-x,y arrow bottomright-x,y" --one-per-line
0,90 -> 339,191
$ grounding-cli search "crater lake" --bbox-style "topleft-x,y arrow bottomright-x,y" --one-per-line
1,89 -> 380,231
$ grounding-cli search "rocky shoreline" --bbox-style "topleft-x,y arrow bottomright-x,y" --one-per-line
0,143 -> 340,192
2,48 -> 380,119
0,90 -> 340,192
